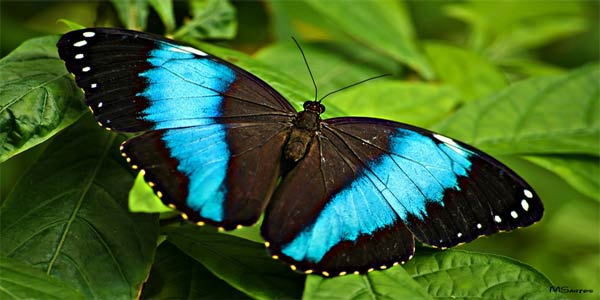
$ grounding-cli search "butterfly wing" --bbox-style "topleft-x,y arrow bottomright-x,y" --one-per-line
57,28 -> 296,229
262,117 -> 543,275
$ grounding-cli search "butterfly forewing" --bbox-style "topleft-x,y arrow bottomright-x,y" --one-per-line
57,28 -> 295,229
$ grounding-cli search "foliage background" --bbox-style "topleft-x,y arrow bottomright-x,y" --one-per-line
0,0 -> 598,299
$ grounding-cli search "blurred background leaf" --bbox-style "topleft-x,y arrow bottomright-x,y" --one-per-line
147,0 -> 175,33
111,0 -> 150,30
172,0 -> 237,40
436,64 -> 599,156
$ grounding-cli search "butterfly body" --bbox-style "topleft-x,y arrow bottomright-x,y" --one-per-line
57,28 -> 543,276
284,101 -> 324,162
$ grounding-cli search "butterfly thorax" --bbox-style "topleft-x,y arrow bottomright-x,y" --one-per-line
284,101 -> 324,162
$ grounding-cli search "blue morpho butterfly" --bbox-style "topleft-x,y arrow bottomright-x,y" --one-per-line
57,28 -> 543,277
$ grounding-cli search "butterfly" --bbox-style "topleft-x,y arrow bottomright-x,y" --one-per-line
57,28 -> 543,277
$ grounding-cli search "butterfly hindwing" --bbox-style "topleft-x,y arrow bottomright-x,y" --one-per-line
58,28 -> 296,229
262,117 -> 543,275
262,125 -> 416,275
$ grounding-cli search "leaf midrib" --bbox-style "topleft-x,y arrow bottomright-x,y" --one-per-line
45,133 -> 116,275
0,72 -> 67,115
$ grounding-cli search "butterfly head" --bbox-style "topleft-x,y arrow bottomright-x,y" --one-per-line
303,101 -> 325,114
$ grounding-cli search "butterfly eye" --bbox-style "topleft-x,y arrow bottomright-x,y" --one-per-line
303,101 -> 311,110
318,104 -> 326,113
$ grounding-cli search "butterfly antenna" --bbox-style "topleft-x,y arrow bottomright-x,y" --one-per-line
292,37 -> 318,102
318,74 -> 391,103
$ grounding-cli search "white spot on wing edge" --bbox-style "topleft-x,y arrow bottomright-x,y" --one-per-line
98,102 -> 103,108
511,211 -> 518,219
91,83 -> 98,88
494,215 -> 502,223
524,189 -> 533,198
432,133 -> 464,155
167,45 -> 208,56
74,40 -> 87,47
83,31 -> 95,37
82,66 -> 91,72
181,46 -> 208,56
521,199 -> 530,211
457,232 -> 463,238
476,223 -> 482,229
433,133 -> 457,146
75,53 -> 84,59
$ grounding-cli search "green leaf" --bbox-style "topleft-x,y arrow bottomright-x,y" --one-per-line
524,155 -> 599,201
129,171 -> 173,213
255,41 -> 396,96
173,0 -> 237,40
0,35 -> 86,163
499,58 -> 566,80
436,63 -> 599,156
57,19 -> 86,30
304,0 -> 434,79
0,116 -> 159,300
490,16 -> 587,59
141,242 -> 251,300
110,0 -> 150,30
404,249 -> 566,300
303,267 -> 433,300
424,42 -> 507,101
445,1 -> 586,58
0,256 -> 84,300
165,225 -> 305,300
148,0 -> 176,33
325,81 -> 461,128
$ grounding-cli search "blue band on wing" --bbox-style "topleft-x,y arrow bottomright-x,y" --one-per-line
138,43 -> 236,222
282,175 -> 398,262
282,129 -> 473,263
381,129 -> 473,220
138,43 -> 236,129
162,124 -> 230,221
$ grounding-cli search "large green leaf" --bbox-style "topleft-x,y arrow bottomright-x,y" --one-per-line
524,155 -> 599,201
424,42 -> 507,101
324,81 -> 461,128
141,242 -> 251,300
165,225 -> 305,300
404,249 -> 566,300
303,266 -> 433,300
0,256 -> 84,300
0,116 -> 159,300
436,63 -> 599,156
129,172 -> 173,213
304,0 -> 434,79
0,35 -> 86,163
